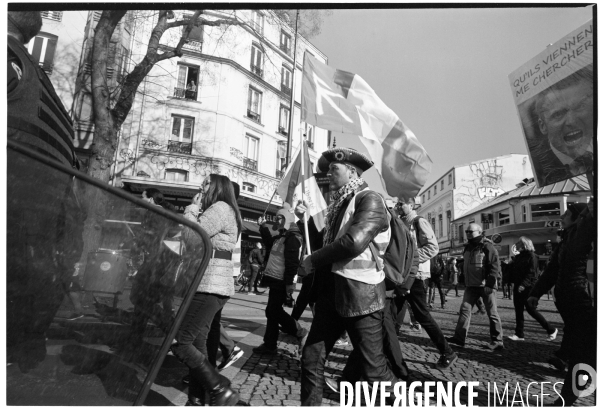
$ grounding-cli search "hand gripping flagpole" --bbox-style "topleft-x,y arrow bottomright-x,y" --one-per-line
299,138 -> 312,256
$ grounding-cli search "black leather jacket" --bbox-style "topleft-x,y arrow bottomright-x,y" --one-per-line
530,208 -> 594,307
302,184 -> 388,317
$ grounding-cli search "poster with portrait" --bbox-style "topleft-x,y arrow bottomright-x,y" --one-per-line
508,20 -> 593,187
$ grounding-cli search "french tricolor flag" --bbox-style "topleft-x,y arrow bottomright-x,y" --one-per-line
301,53 -> 432,200
276,141 -> 327,232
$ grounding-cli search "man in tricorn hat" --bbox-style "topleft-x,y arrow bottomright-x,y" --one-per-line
295,147 -> 398,405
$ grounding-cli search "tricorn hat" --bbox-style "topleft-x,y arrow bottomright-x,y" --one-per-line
317,147 -> 373,176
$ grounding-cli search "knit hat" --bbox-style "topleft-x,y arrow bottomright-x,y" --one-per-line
567,203 -> 587,221
275,203 -> 295,231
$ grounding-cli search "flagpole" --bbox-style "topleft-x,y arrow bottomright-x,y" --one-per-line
261,188 -> 279,219
285,9 -> 300,167
299,139 -> 312,255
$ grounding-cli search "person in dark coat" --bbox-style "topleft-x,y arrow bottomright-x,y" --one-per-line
506,236 -> 558,341
528,202 -> 595,406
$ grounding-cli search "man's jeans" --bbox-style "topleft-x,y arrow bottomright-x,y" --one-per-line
264,284 -> 301,348
453,286 -> 503,344
301,292 -> 397,405
393,279 -> 453,356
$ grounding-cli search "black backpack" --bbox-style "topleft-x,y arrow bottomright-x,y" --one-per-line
368,206 -> 418,290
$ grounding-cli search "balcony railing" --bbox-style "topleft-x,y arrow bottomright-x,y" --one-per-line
278,126 -> 288,136
167,140 -> 192,154
281,83 -> 291,96
41,11 -> 63,21
243,157 -> 258,171
251,64 -> 263,77
173,87 -> 197,100
246,110 -> 261,123
183,40 -> 203,52
276,169 -> 285,179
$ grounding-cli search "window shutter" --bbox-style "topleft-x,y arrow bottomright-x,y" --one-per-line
44,37 -> 57,70
189,21 -> 203,42
250,46 -> 255,67
256,48 -> 263,69
30,37 -> 44,64
177,65 -> 187,90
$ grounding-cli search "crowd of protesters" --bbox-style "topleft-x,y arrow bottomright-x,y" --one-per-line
7,11 -> 595,407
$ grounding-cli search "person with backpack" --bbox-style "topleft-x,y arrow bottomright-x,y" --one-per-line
507,237 -> 558,342
428,256 -> 446,309
253,206 -> 308,356
294,147 -> 400,405
393,197 -> 458,370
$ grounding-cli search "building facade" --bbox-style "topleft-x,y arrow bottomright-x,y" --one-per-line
449,176 -> 590,263
418,154 -> 534,255
69,10 -> 329,268
27,11 -> 88,114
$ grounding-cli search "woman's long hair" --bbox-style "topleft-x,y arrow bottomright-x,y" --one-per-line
201,174 -> 242,237
518,236 -> 535,252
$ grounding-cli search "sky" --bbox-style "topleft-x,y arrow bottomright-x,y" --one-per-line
309,6 -> 593,188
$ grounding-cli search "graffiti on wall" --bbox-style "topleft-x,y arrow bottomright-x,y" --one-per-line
230,147 -> 244,162
456,159 -> 506,216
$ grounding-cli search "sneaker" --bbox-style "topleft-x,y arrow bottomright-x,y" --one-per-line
252,344 -> 277,356
488,342 -> 504,351
218,347 -> 244,370
411,324 -> 422,332
508,335 -> 525,341
325,377 -> 340,393
547,328 -> 559,341
446,336 -> 465,347
65,312 -> 84,321
335,338 -> 349,346
436,352 -> 458,370
247,292 -> 256,296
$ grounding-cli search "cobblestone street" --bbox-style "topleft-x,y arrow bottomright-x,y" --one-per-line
151,285 -> 595,407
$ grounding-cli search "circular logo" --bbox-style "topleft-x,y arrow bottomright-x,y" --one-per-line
100,262 -> 112,271
572,363 -> 596,398
490,234 -> 503,244
334,151 -> 345,161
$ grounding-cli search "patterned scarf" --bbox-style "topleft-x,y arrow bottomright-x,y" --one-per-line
322,177 -> 365,246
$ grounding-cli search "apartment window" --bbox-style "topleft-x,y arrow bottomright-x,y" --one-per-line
431,218 -> 436,235
250,43 -> 264,77
428,191 -> 431,200
243,134 -> 259,171
438,213 -> 443,237
251,10 -> 264,34
522,205 -> 527,223
281,65 -> 292,95
165,169 -> 188,182
531,202 -> 561,221
183,13 -> 204,42
278,105 -> 290,135
41,11 -> 63,21
170,116 -> 194,154
175,64 -> 199,100
483,221 -> 490,230
441,180 -> 444,190
449,174 -> 452,185
280,31 -> 291,54
498,209 -> 510,226
116,46 -> 129,83
276,142 -> 286,177
242,182 -> 256,193
434,185 -> 437,195
247,88 -> 262,123
28,32 -> 58,74
446,210 -> 451,237
459,224 -> 464,243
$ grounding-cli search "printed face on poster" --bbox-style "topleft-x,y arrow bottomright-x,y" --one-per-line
508,20 -> 594,187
